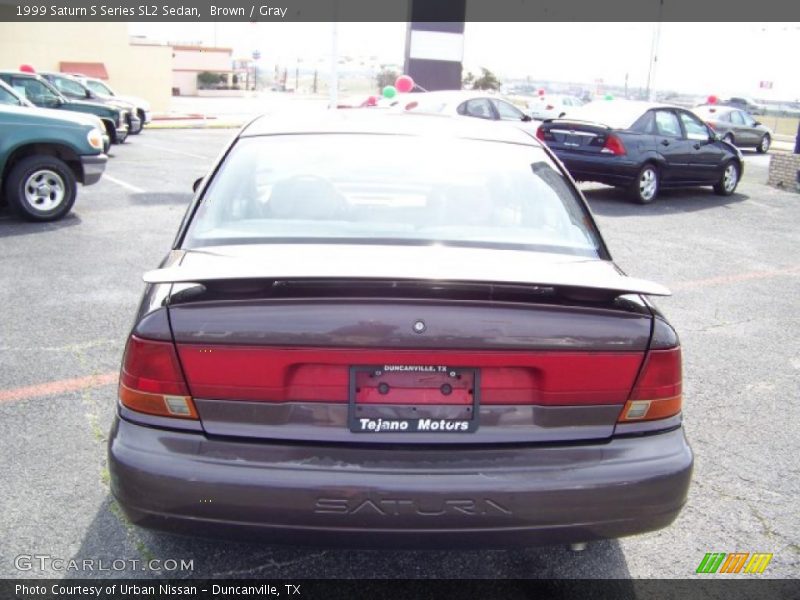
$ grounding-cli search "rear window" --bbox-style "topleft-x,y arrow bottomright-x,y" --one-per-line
183,134 -> 604,257
559,101 -> 653,129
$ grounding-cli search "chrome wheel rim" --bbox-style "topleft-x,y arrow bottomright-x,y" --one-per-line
639,168 -> 657,200
760,136 -> 770,152
723,164 -> 738,192
23,169 -> 65,212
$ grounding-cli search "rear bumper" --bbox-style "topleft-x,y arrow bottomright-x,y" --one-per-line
109,416 -> 692,548
552,151 -> 641,186
80,154 -> 108,185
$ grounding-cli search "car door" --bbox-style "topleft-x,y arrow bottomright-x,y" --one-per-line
728,110 -> 752,146
678,110 -> 726,184
654,109 -> 693,183
739,111 -> 761,145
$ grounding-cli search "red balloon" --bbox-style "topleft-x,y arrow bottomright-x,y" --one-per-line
19,64 -> 36,73
395,75 -> 415,93
707,95 -> 718,105
538,88 -> 545,96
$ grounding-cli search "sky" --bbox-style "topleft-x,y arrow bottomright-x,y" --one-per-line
128,22 -> 800,100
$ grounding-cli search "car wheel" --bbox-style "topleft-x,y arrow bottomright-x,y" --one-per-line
630,164 -> 659,204
128,114 -> 142,135
713,161 -> 740,196
722,133 -> 735,145
3,155 -> 77,222
756,134 -> 770,154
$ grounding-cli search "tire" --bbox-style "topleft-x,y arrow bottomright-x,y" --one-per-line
104,120 -> 126,144
756,134 -> 770,154
629,163 -> 659,204
3,155 -> 77,221
128,114 -> 142,135
713,161 -> 740,196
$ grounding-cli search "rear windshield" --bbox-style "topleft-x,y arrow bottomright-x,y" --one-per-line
183,134 -> 604,257
560,101 -> 647,129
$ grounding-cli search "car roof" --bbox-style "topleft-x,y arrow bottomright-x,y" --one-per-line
241,110 -> 541,146
0,70 -> 40,78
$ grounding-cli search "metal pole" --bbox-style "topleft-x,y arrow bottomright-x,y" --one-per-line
330,21 -> 339,108
646,0 -> 664,102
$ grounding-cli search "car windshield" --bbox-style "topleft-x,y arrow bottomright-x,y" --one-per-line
86,80 -> 112,95
0,84 -> 22,105
183,134 -> 604,257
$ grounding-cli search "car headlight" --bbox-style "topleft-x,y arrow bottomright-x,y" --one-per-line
87,128 -> 105,150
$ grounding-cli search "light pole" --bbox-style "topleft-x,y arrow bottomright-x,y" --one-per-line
645,0 -> 664,101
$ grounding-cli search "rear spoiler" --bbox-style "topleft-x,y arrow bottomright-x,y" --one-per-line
143,251 -> 671,297
543,118 -> 612,129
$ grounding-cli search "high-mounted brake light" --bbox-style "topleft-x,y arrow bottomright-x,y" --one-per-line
601,134 -> 626,156
618,347 -> 682,422
119,335 -> 198,419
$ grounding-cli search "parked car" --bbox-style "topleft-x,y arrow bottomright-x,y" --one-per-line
71,74 -> 152,133
536,100 -> 744,203
40,72 -> 142,134
526,94 -> 584,120
108,111 -> 692,548
405,90 -> 534,124
722,96 -> 766,116
0,79 -> 110,153
0,71 -> 129,144
0,103 -> 107,221
693,105 -> 772,153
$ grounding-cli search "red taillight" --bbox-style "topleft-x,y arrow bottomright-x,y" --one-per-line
536,125 -> 546,141
119,336 -> 197,419
601,134 -> 626,156
618,347 -> 682,422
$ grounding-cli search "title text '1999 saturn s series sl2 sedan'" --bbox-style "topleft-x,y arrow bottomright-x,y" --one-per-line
108,111 -> 692,549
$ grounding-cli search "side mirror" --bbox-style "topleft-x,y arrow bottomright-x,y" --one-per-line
192,177 -> 203,193
521,113 -> 532,122
753,121 -> 761,127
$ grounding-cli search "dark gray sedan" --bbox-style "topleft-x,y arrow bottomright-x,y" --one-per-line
108,111 -> 692,549
693,105 -> 773,153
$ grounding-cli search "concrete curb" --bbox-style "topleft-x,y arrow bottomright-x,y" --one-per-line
144,122 -> 244,130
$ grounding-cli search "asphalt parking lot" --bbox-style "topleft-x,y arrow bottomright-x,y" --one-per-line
0,129 -> 797,580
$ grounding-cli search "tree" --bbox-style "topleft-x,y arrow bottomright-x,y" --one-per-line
464,67 -> 501,91
197,71 -> 225,89
376,68 -> 399,90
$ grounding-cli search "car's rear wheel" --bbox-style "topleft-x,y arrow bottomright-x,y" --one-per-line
757,134 -> 770,154
630,164 -> 659,204
713,161 -> 740,196
3,156 -> 77,221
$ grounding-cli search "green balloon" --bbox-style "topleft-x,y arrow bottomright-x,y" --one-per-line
382,85 -> 397,99
604,94 -> 614,100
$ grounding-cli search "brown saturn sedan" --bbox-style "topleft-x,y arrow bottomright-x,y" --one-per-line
108,111 -> 692,549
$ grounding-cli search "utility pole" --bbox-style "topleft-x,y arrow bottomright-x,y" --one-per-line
645,0 -> 664,101
330,21 -> 339,108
